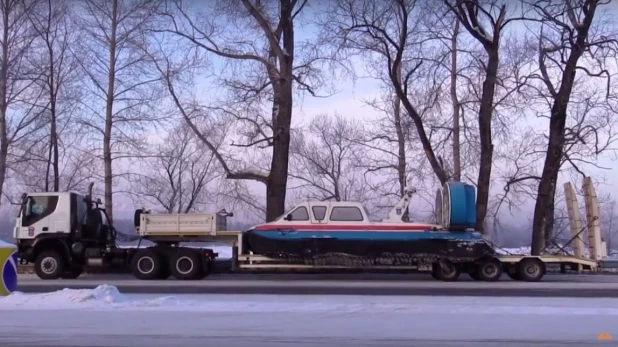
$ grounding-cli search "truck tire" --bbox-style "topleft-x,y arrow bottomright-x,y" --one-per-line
34,250 -> 66,280
170,249 -> 204,280
431,260 -> 460,281
475,257 -> 503,282
516,258 -> 545,282
131,249 -> 164,280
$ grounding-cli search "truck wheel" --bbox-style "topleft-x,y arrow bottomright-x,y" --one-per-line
475,257 -> 503,282
34,250 -> 66,280
131,249 -> 163,280
170,249 -> 203,280
431,260 -> 460,281
516,258 -> 545,282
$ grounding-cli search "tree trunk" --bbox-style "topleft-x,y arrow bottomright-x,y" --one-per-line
530,0 -> 599,255
265,0 -> 294,222
450,20 -> 461,182
0,8 -> 10,210
474,49 -> 499,233
531,127 -> 564,254
392,62 -> 408,221
104,0 -> 119,224
266,97 -> 292,221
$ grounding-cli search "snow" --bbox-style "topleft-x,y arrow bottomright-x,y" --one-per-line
496,246 -> 618,260
1,286 -> 617,346
0,239 -> 14,248
3,284 -> 618,316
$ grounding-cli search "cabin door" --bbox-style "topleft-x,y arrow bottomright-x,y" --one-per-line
309,205 -> 329,224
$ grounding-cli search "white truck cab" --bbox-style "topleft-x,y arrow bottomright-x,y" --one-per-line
14,190 -> 115,279
14,192 -> 84,240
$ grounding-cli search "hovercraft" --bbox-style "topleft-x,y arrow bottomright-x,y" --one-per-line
243,182 -> 495,266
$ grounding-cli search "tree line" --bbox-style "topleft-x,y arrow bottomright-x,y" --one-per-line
0,0 -> 616,254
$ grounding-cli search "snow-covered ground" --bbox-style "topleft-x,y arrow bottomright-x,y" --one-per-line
2,284 -> 618,314
0,285 -> 617,346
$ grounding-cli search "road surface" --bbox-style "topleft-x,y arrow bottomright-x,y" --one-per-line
16,272 -> 618,297
1,294 -> 616,347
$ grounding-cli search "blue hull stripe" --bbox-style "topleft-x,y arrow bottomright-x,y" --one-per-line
252,230 -> 485,241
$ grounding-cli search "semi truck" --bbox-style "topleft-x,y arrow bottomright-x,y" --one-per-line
13,180 -> 605,282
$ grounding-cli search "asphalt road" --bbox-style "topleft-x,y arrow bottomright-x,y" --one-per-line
16,272 -> 618,297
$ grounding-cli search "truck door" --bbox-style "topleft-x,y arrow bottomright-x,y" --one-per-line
17,196 -> 59,239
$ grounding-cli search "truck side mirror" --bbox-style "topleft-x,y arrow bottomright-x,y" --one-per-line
284,213 -> 293,221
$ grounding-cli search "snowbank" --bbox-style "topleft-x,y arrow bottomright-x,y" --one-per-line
3,285 -> 618,315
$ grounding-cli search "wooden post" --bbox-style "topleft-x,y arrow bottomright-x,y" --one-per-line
583,177 -> 603,261
564,182 -> 585,271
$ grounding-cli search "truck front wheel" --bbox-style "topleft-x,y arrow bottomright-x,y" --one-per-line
34,250 -> 66,280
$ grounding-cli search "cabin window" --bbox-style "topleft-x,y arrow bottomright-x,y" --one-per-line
288,206 -> 310,221
312,206 -> 327,221
329,206 -> 364,222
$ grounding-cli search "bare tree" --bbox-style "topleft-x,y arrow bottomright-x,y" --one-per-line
154,0 -> 328,221
72,0 -> 165,223
22,0 -> 81,192
288,113 -> 371,204
442,0 -> 528,231
320,0 -> 452,186
515,0 -> 618,254
131,122 -> 222,213
319,0 -> 523,231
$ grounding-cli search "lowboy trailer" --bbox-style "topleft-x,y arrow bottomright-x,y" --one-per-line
13,178 -> 608,282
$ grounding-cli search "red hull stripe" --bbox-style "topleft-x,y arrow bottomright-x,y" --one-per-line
253,224 -> 436,231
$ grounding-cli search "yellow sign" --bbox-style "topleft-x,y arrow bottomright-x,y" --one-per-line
598,333 -> 613,340
0,245 -> 17,296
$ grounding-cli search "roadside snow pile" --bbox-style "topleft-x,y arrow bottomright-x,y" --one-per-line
4,286 -> 618,315
1,284 -> 128,308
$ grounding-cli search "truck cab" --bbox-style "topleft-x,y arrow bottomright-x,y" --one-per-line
14,191 -> 114,278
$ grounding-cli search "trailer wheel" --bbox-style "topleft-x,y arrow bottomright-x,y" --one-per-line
431,260 -> 460,281
34,250 -> 66,280
475,257 -> 503,282
170,249 -> 203,280
516,258 -> 545,282
131,249 -> 163,280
